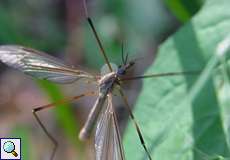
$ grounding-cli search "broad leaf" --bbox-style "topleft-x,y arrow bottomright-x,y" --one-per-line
124,0 -> 230,159
163,0 -> 204,22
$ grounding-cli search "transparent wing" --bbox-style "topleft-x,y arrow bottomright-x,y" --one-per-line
0,45 -> 95,83
95,94 -> 125,160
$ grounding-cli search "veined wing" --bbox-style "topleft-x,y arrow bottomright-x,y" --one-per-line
95,94 -> 125,160
0,45 -> 95,83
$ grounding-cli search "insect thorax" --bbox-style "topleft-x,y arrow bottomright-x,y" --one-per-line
99,71 -> 120,96
99,63 -> 123,95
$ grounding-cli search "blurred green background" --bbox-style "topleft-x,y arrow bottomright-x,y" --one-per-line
1,0 -> 230,160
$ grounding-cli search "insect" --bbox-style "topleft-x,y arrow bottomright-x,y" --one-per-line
0,1 -> 200,160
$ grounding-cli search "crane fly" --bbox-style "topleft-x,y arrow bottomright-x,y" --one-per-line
0,1 -> 200,160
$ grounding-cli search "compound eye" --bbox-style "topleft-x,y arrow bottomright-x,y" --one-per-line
117,69 -> 125,75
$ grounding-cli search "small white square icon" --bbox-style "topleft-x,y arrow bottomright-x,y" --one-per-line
0,138 -> 21,160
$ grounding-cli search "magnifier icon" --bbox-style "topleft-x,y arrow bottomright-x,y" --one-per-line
3,141 -> 18,157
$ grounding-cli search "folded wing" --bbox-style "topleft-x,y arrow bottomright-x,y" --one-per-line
0,45 -> 95,83
95,94 -> 125,160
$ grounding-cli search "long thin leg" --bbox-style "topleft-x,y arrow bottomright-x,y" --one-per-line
32,111 -> 58,160
83,0 -> 113,72
32,91 -> 96,160
120,70 -> 201,81
118,88 -> 152,160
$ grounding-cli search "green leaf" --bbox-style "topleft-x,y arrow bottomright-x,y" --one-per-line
124,0 -> 230,159
163,0 -> 204,22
